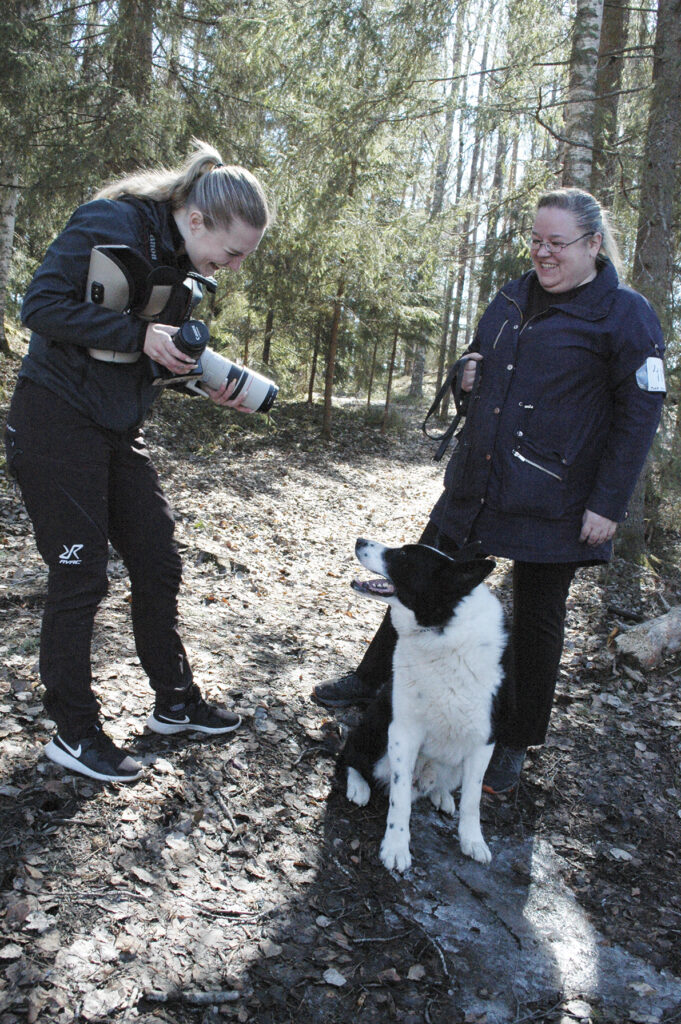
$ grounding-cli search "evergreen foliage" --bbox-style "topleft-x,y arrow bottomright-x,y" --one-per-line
1,0 -> 678,479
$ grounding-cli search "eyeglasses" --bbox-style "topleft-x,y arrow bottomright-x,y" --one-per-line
529,231 -> 594,254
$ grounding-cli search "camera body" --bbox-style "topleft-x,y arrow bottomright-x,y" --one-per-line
155,320 -> 278,414
84,245 -> 278,414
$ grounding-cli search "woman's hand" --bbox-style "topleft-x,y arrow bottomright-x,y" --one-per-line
461,353 -> 483,391
143,323 -> 198,375
203,378 -> 255,413
580,509 -> 618,546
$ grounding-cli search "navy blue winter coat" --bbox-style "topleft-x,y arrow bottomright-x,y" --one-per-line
430,262 -> 665,563
20,197 -> 195,432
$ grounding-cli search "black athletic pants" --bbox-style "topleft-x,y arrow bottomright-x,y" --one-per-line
5,379 -> 193,744
354,521 -> 577,748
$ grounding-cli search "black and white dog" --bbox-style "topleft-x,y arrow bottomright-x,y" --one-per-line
343,538 -> 506,872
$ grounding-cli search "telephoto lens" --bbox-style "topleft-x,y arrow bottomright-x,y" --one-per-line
199,349 -> 278,413
163,319 -> 278,412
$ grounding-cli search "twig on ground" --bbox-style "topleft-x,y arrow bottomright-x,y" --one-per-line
352,931 -> 412,943
410,920 -> 450,980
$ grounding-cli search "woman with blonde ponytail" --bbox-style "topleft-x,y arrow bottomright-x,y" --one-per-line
4,141 -> 271,782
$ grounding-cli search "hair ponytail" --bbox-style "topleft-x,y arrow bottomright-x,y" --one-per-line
95,138 -> 271,232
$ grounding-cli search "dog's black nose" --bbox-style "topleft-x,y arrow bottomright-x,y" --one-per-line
355,538 -> 369,554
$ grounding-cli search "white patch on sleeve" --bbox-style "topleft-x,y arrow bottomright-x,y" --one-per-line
636,357 -> 666,392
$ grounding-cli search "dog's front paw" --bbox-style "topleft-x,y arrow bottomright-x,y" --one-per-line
346,767 -> 371,806
429,788 -> 456,816
380,834 -> 412,873
460,831 -> 492,865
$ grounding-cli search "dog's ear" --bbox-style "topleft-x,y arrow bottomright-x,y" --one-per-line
451,540 -> 484,563
449,557 -> 496,591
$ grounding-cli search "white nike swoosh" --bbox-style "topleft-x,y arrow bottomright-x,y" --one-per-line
160,714 -> 190,724
59,737 -> 82,757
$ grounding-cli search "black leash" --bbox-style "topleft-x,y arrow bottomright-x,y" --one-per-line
422,355 -> 480,462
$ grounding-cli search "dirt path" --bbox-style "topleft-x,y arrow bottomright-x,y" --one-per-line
1,361 -> 681,1023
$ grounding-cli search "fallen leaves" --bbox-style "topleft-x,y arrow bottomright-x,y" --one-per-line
1,376 -> 681,1023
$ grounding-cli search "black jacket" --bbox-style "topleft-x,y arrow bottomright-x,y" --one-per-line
20,197 -> 194,432
430,262 -> 665,563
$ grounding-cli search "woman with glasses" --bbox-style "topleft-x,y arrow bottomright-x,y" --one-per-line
314,187 -> 665,795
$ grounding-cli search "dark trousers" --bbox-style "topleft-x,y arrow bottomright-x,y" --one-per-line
354,521 -> 577,748
5,380 -> 192,743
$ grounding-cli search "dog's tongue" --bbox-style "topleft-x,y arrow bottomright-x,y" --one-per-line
352,577 -> 396,596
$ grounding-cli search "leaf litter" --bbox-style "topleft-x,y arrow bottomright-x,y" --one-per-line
1,359 -> 681,1023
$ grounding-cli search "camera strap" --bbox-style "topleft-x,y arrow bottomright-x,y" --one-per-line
422,356 -> 479,463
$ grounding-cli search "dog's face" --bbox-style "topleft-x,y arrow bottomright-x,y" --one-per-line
351,538 -> 495,629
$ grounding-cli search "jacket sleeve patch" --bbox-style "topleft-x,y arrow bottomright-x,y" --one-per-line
635,357 -> 666,393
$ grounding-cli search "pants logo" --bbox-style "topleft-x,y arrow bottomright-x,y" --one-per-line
59,544 -> 83,565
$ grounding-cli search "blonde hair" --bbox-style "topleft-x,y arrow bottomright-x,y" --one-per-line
95,138 -> 271,231
537,187 -> 623,278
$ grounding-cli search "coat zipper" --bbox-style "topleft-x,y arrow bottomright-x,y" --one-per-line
512,449 -> 563,481
492,319 -> 508,349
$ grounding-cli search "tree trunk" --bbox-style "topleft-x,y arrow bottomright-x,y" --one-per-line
476,130 -> 507,316
562,0 -> 605,187
409,346 -> 425,399
0,152 -> 20,357
262,309 -> 274,365
110,0 -> 155,103
439,16 -> 491,416
307,316 -> 322,406
80,0 -> 102,83
435,268 -> 455,396
322,279 -> 345,439
429,2 -> 466,219
591,0 -> 630,203
367,336 -> 379,407
617,0 -> 681,560
630,0 -> 681,328
441,259 -> 467,420
242,316 -> 251,366
381,324 -> 399,434
322,159 -> 357,439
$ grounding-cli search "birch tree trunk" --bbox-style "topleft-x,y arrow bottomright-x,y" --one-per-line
440,52 -> 490,416
562,0 -> 604,187
431,5 -> 468,397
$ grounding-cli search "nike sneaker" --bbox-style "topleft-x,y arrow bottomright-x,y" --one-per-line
146,683 -> 241,736
45,726 -> 143,782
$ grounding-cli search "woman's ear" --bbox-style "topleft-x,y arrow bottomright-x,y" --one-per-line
188,209 -> 205,233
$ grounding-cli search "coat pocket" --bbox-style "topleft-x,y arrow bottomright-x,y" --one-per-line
500,440 -> 571,519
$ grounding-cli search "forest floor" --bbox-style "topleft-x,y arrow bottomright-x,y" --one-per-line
1,342 -> 681,1024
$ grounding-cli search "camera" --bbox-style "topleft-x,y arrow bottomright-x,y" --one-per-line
153,319 -> 278,414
